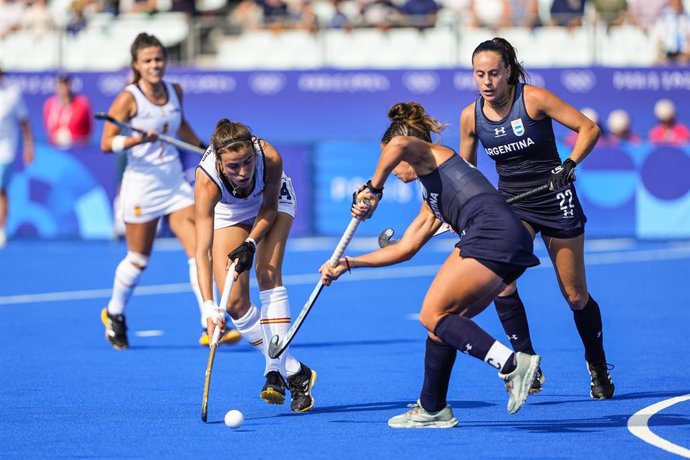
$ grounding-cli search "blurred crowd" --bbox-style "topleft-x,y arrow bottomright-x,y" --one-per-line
1,0 -> 689,64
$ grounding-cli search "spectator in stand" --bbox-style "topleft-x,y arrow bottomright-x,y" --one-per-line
230,0 -> 263,31
511,0 -> 542,28
549,0 -> 586,28
259,0 -> 290,30
360,0 -> 403,30
628,0 -> 667,33
469,0 -> 511,29
605,109 -> 642,145
401,0 -> 442,29
0,68 -> 35,248
648,98 -> 690,145
66,0 -> 88,35
0,0 -> 26,38
593,0 -> 629,30
290,0 -> 319,32
330,0 -> 353,29
43,74 -> 93,149
653,0 -> 690,64
22,0 -> 55,37
119,0 -> 156,14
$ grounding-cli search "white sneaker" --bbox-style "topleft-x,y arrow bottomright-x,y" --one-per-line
0,228 -> 6,248
388,401 -> 459,428
498,352 -> 541,414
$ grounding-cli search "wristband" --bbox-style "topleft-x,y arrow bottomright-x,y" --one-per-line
344,256 -> 352,273
245,237 -> 257,250
366,180 -> 384,195
111,135 -> 127,153
202,300 -> 217,320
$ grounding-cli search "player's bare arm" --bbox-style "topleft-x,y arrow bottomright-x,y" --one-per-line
459,102 -> 478,166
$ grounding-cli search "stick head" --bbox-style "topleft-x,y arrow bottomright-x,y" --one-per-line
267,334 -> 282,359
378,228 -> 395,248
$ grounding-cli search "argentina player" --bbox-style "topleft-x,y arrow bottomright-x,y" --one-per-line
320,102 -> 541,428
459,37 -> 614,399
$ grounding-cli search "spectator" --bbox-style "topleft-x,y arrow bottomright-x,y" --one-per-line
0,0 -> 25,38
290,0 -> 319,32
469,0 -> 511,29
329,0 -> 353,29
42,74 -> 93,149
66,0 -> 88,35
605,109 -> 642,145
648,98 -> 690,144
259,0 -> 290,30
549,0 -> 586,28
593,0 -> 628,30
359,0 -> 403,30
401,0 -> 442,29
229,0 -> 263,31
22,0 -> 55,37
628,0 -> 667,32
0,68 -> 35,248
511,0 -> 542,28
653,0 -> 690,64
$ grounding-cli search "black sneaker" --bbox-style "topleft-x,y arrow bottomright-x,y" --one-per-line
100,307 -> 129,350
260,371 -> 286,405
288,362 -> 317,413
587,361 -> 615,399
529,366 -> 546,394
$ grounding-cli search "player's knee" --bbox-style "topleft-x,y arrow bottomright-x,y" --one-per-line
564,289 -> 588,310
226,297 -> 251,319
255,262 -> 279,290
418,309 -> 442,332
125,251 -> 149,270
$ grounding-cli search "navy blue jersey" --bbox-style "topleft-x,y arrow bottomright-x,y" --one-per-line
418,154 -> 539,268
474,83 -> 561,190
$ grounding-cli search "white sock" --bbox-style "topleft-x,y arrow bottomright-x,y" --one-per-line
107,258 -> 143,315
486,341 -> 515,372
260,287 -> 301,378
231,304 -> 264,350
188,258 -> 206,328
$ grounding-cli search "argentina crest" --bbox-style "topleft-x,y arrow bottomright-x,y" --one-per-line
511,118 -> 525,136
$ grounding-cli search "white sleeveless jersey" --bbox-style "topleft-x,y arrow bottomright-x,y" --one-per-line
198,137 -> 268,228
124,81 -> 183,173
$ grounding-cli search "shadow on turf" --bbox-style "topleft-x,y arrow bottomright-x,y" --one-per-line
530,390 -> 690,407
288,338 -> 420,351
266,400 -> 495,418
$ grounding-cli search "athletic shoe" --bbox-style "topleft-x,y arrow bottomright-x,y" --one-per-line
498,352 -> 540,414
587,361 -> 615,400
387,401 -> 459,429
100,307 -> 129,350
260,371 -> 287,405
288,362 -> 317,412
198,328 -> 241,346
0,228 -> 6,248
529,366 -> 546,394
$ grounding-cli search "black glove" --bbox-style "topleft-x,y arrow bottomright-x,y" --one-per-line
227,239 -> 256,274
548,159 -> 576,191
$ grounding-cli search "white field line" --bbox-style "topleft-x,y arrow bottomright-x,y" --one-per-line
1,245 -> 690,306
628,394 -> 690,458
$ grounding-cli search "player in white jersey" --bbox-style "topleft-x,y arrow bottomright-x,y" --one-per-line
0,68 -> 34,248
195,118 -> 316,413
98,33 -> 240,350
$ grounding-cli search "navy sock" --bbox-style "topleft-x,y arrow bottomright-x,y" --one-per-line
419,337 -> 457,413
573,294 -> 606,363
494,289 -> 536,355
434,315 -> 496,362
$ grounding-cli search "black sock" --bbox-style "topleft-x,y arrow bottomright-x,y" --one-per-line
419,337 -> 457,413
494,289 -> 536,355
434,315 -> 496,362
573,294 -> 606,363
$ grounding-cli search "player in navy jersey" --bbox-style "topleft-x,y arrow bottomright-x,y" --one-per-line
320,102 -> 541,428
194,119 -> 316,412
459,37 -> 614,399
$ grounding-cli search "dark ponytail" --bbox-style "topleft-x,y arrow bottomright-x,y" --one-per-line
472,37 -> 528,86
381,102 -> 447,145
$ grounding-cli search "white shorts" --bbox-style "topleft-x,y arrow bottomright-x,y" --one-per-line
119,167 -> 194,224
214,175 -> 296,229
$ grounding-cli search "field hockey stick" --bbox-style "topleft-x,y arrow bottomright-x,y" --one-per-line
378,182 -> 553,247
267,210 -> 367,359
95,112 -> 206,155
201,260 -> 237,423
